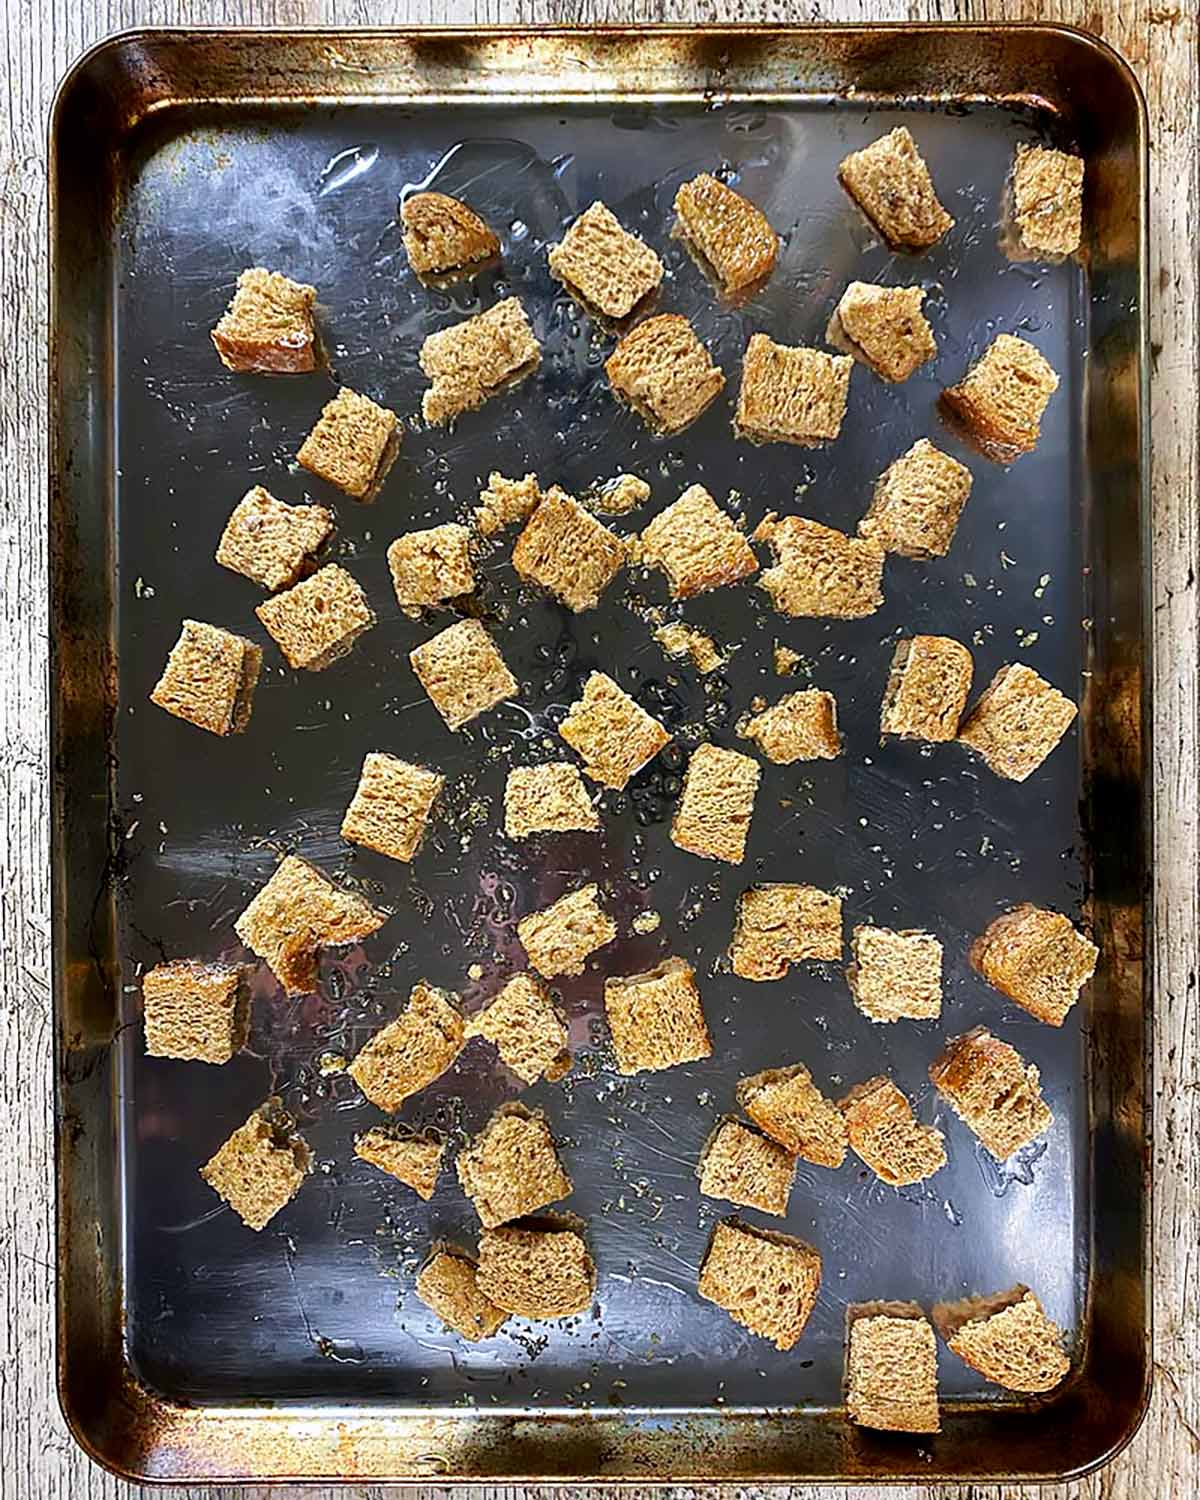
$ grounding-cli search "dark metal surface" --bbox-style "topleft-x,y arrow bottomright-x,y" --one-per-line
50,25 -> 1149,1484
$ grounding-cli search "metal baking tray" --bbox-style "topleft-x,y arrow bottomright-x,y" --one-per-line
50,24 -> 1149,1485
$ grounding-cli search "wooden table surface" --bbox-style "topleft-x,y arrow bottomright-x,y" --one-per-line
3,1 -> 1195,1496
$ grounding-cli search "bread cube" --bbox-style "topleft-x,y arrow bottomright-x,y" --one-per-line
737,1063 -> 848,1168
548,200 -> 664,319
467,972 -> 571,1085
297,386 -> 400,499
941,334 -> 1059,462
735,335 -> 852,446
934,1286 -> 1069,1392
755,513 -> 884,619
653,622 -> 724,674
200,1097 -> 310,1231
848,925 -> 943,1023
477,1222 -> 596,1318
456,1104 -> 572,1228
503,762 -> 599,839
971,903 -> 1098,1026
558,671 -> 671,789
409,618 -> 518,731
671,743 -> 760,865
605,313 -> 725,434
420,297 -> 540,425
593,472 -> 652,516
730,883 -> 843,980
211,267 -> 317,373
698,1218 -> 821,1351
929,1026 -> 1052,1160
846,1302 -> 940,1433
604,956 -> 712,1076
340,751 -> 443,863
387,523 -> 475,614
698,1117 -> 796,1217
474,471 -> 542,537
839,1076 -> 947,1186
774,644 -> 802,676
256,563 -> 375,671
957,662 -> 1076,780
838,126 -> 953,251
880,635 -> 973,743
216,486 -> 334,591
348,981 -> 465,1111
673,173 -> 779,294
638,484 -> 757,599
416,1246 -> 508,1340
150,620 -> 262,736
354,1128 -> 445,1199
860,439 -> 973,559
826,282 -> 936,383
517,883 -> 616,979
1010,145 -> 1084,259
741,689 -> 840,764
142,959 -> 249,1064
401,190 -> 499,276
512,490 -> 627,611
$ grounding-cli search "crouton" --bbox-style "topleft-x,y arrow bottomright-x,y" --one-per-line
698,1117 -> 796,1217
638,484 -> 757,599
653,622 -> 724,674
558,671 -> 671,789
755,513 -> 884,619
604,956 -> 712,1075
150,620 -> 262,736
503,762 -> 599,840
848,925 -> 943,1023
348,981 -> 464,1111
934,1286 -> 1069,1392
517,883 -> 616,979
670,744 -> 760,865
839,1076 -> 947,1186
673,172 -> 779,294
387,524 -> 475,614
826,282 -> 936,383
880,635 -> 973,742
605,313 -> 725,434
142,959 -> 249,1064
940,334 -> 1060,462
340,751 -> 443,863
730,883 -> 843,980
401,190 -> 500,275
741,689 -> 840,764
512,490 -> 627,611
211,267 -> 318,373
774,644 -> 802,676
235,853 -> 388,996
456,1104 -> 572,1227
200,1097 -> 310,1231
1010,145 -> 1084,259
548,200 -> 664,320
476,1221 -> 596,1318
735,335 -> 852,446
467,972 -> 571,1085
860,439 -> 973,559
592,473 -> 651,516
846,1302 -> 940,1433
838,126 -> 953,251
737,1063 -> 848,1168
698,1218 -> 821,1351
215,486 -> 334,591
420,297 -> 540,425
474,472 -> 542,537
256,564 -> 374,671
971,903 -> 1098,1026
297,387 -> 400,500
409,618 -> 518,731
354,1128 -> 444,1199
929,1026 -> 1052,1160
958,663 -> 1078,781
416,1246 -> 508,1340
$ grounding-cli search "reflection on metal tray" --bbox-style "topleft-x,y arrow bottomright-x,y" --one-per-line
50,25 -> 1149,1486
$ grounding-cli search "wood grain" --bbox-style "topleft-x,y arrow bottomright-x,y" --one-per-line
3,0 -> 1195,1496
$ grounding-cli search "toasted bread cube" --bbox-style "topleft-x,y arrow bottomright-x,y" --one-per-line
774,644 -> 802,676
755,513 -> 884,619
838,126 -> 953,251
468,973 -> 571,1085
826,282 -> 936,383
671,743 -> 760,865
604,956 -> 712,1076
354,1128 -> 445,1199
958,663 -> 1076,780
1010,145 -> 1084,259
736,335 -> 852,447
730,883 -> 843,980
941,334 -> 1059,462
846,1302 -> 940,1433
638,484 -> 757,600
142,959 -> 249,1064
297,387 -> 400,499
256,564 -> 374,672
929,1026 -> 1052,1160
548,200 -> 664,320
401,190 -> 499,275
848,925 -> 943,1023
409,618 -> 518,731
742,689 -> 840,764
456,1104 -> 572,1228
512,490 -> 627,611
150,620 -> 262,736
971,903 -> 1098,1026
234,854 -> 388,996
605,313 -> 725,434
211,267 -> 317,374
737,1064 -> 848,1168
349,981 -> 465,1112
653,622 -> 724,674
860,440 -> 973,559
593,472 -> 652,516
698,1218 -> 821,1351
477,1222 -> 596,1318
474,471 -> 542,537
416,1247 -> 508,1340
934,1286 -> 1069,1393
340,752 -> 443,863
200,1097 -> 310,1231
420,297 -> 540,425
517,883 -> 616,980
216,486 -> 334,592
881,636 -> 973,742
504,762 -> 599,840
698,1117 -> 796,1217
673,173 -> 779,294
558,671 -> 671,789
839,1076 -> 947,1186
387,524 -> 475,614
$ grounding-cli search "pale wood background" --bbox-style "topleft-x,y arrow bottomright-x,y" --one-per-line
2,0 -> 1195,1496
